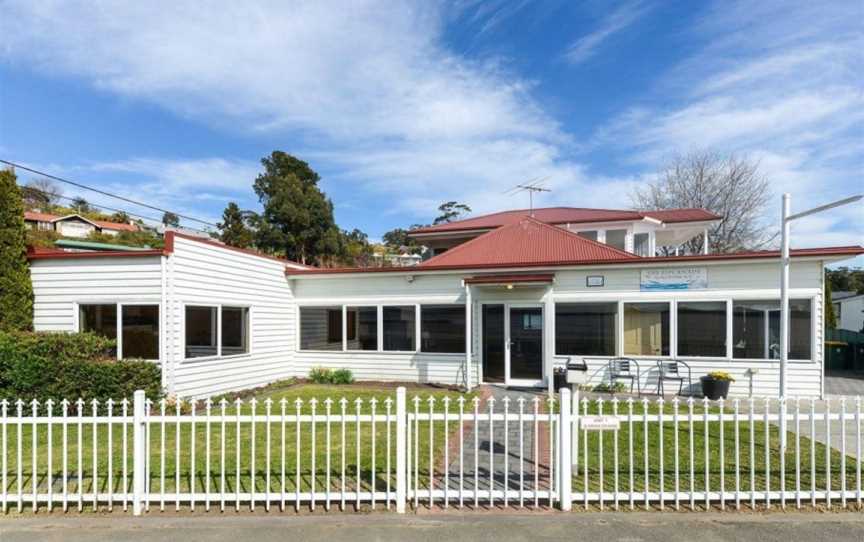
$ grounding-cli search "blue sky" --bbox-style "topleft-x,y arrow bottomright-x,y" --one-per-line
1,0 -> 861,258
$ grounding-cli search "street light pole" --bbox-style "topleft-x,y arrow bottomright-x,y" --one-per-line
778,192 -> 862,450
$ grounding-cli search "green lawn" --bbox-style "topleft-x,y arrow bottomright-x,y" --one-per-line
571,399 -> 859,505
1,382 -> 474,507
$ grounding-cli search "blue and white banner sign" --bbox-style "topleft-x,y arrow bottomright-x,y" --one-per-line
640,267 -> 707,291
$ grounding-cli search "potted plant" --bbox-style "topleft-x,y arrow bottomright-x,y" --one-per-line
700,371 -> 735,400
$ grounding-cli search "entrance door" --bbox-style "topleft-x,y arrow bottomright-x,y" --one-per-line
481,303 -> 544,387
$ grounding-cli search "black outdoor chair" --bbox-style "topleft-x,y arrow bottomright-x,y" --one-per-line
607,357 -> 641,395
656,360 -> 692,396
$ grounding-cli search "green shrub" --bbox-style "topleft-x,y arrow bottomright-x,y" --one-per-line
331,368 -> 354,385
592,381 -> 628,394
0,169 -> 34,331
309,367 -> 333,384
308,367 -> 354,385
0,330 -> 162,405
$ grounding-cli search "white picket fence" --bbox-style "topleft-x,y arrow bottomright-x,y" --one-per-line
0,389 -> 861,514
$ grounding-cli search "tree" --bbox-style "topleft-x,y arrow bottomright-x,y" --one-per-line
110,211 -> 131,223
826,266 -> 864,294
381,226 -> 423,254
631,151 -> 777,254
338,228 -> 373,267
71,197 -> 93,214
162,211 -> 180,228
252,151 -> 341,265
0,168 -> 34,331
433,201 -> 472,225
217,202 -> 256,249
22,178 -> 63,209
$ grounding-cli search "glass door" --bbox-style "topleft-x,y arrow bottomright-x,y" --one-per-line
482,304 -> 505,383
481,303 -> 545,387
507,306 -> 544,385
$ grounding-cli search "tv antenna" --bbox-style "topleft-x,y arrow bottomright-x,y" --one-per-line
504,176 -> 551,216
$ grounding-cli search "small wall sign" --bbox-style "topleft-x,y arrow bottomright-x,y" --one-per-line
640,267 -> 707,291
580,415 -> 621,431
586,275 -> 605,287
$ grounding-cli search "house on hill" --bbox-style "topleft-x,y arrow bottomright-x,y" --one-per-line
24,210 -> 140,238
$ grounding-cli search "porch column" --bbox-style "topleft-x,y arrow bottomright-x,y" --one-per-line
703,227 -> 710,254
464,283 -> 473,390
545,283 -> 555,395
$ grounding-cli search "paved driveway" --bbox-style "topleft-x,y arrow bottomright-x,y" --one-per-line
825,372 -> 864,397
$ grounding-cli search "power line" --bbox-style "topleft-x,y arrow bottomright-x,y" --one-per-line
1,159 -> 219,228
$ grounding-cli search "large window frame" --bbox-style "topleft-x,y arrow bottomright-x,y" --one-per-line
183,303 -> 252,361
75,301 -> 161,361
297,302 -> 467,355
550,294 -> 817,363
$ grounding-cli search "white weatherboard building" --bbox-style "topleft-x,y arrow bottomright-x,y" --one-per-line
27,207 -> 864,399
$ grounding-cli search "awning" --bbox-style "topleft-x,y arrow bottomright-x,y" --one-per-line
463,273 -> 555,286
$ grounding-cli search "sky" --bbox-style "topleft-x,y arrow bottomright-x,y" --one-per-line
0,0 -> 862,262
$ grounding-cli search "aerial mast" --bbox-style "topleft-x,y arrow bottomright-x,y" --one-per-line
504,177 -> 551,216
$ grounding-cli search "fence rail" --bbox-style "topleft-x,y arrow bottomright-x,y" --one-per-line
1,389 -> 862,514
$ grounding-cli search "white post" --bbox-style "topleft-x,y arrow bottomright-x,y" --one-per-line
703,227 -> 709,255
779,194 -> 790,449
558,387 -> 572,510
132,390 -> 146,516
572,387 -> 579,471
395,387 -> 407,513
464,284 -> 473,390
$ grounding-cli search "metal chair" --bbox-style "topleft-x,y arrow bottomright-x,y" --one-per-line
656,360 -> 692,396
607,357 -> 641,395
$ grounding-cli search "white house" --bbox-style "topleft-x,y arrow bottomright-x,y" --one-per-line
832,291 -> 864,333
27,207 -> 864,399
24,211 -> 140,238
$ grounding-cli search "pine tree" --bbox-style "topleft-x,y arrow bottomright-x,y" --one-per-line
0,168 -> 35,331
217,202 -> 256,249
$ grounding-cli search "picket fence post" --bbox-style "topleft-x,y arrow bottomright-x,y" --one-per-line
558,387 -> 572,510
132,390 -> 146,516
395,386 -> 407,514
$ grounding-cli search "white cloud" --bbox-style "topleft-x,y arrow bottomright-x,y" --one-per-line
564,1 -> 649,64
596,0 -> 864,251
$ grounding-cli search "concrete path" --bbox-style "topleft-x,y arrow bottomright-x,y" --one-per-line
3,512 -> 864,542
825,372 -> 864,397
444,386 -> 553,496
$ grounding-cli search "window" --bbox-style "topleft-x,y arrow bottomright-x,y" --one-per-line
677,301 -> 726,357
633,233 -> 650,256
300,306 -> 343,351
122,305 -> 159,359
420,305 -> 465,353
605,229 -> 627,251
346,306 -> 378,350
623,302 -> 669,356
383,306 -> 415,351
79,304 -> 118,357
221,307 -> 249,356
732,299 -> 812,360
576,230 -> 598,242
185,306 -> 218,358
79,303 -> 159,359
555,302 -> 617,356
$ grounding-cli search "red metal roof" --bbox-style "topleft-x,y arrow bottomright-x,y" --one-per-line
409,207 -> 720,235
286,245 -> 864,276
24,211 -> 139,232
417,218 -> 640,268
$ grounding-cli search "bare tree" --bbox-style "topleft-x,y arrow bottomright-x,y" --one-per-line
631,151 -> 778,254
22,178 -> 63,209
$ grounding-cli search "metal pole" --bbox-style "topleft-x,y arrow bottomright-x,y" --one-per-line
779,194 -> 791,449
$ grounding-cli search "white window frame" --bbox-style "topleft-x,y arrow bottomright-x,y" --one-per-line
344,305 -> 379,352
182,303 -> 252,361
620,300 -> 673,359
729,296 -> 816,363
419,303 -> 467,355
75,301 -> 161,361
674,298 -> 730,361
552,301 -> 618,358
